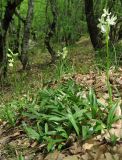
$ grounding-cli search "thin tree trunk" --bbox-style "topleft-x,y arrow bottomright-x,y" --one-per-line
14,7 -> 21,53
20,0 -> 34,70
44,0 -> 57,63
0,0 -> 23,78
84,0 -> 102,50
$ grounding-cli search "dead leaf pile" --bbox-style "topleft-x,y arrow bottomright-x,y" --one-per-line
73,67 -> 122,99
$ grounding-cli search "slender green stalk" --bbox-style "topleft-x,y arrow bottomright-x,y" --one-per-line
112,43 -> 117,67
106,26 -> 112,105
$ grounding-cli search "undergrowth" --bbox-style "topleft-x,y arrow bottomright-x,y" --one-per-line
0,79 -> 119,152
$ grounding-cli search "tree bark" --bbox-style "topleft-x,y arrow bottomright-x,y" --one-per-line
44,0 -> 57,63
84,0 -> 102,50
0,0 -> 23,77
20,0 -> 34,70
15,9 -> 25,24
14,7 -> 21,53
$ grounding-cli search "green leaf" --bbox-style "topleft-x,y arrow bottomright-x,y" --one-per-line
92,94 -> 98,116
94,124 -> 105,132
47,141 -> 55,152
47,139 -> 65,152
82,126 -> 89,140
107,102 -> 119,128
45,123 -> 48,134
23,122 -> 40,141
17,154 -> 25,160
74,109 -> 87,119
88,88 -> 98,117
5,107 -> 16,126
48,116 -> 66,121
88,87 -> 94,104
58,144 -> 63,150
67,110 -> 79,136
56,127 -> 68,138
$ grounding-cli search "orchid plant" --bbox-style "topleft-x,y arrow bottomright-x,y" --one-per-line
7,49 -> 18,67
56,47 -> 68,80
57,47 -> 68,59
97,9 -> 117,104
7,49 -> 19,90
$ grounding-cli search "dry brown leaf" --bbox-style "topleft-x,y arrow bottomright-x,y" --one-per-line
25,154 -> 36,160
82,143 -> 94,151
12,131 -> 21,137
0,136 -> 11,146
95,144 -> 107,160
86,79 -> 94,86
57,153 -> 65,160
104,152 -> 113,160
65,134 -> 76,147
98,97 -> 108,106
31,141 -> 38,148
36,154 -> 44,160
103,93 -> 109,100
69,142 -> 82,154
81,153 -> 89,160
44,150 -> 59,160
63,155 -> 79,160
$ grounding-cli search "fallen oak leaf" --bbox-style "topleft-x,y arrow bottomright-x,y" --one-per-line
82,142 -> 94,150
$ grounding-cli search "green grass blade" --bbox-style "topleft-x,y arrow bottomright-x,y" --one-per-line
107,102 -> 119,128
67,111 -> 79,136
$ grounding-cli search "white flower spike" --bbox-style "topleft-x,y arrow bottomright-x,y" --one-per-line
97,8 -> 117,35
9,63 -> 13,67
103,9 -> 111,17
7,48 -> 18,67
106,15 -> 117,25
58,47 -> 68,59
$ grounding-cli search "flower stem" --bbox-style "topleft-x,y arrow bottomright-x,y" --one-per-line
106,27 -> 112,105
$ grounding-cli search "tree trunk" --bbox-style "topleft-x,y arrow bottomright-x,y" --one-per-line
44,0 -> 57,63
0,36 -> 5,65
0,0 -> 23,77
14,7 -> 22,53
20,0 -> 34,70
84,0 -> 102,50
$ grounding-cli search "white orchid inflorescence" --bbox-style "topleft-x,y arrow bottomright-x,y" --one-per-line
58,47 -> 68,59
7,49 -> 18,67
97,9 -> 117,35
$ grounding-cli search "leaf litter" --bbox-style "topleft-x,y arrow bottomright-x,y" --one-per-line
0,67 -> 122,160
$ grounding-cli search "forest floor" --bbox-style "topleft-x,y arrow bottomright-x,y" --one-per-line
0,36 -> 122,160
